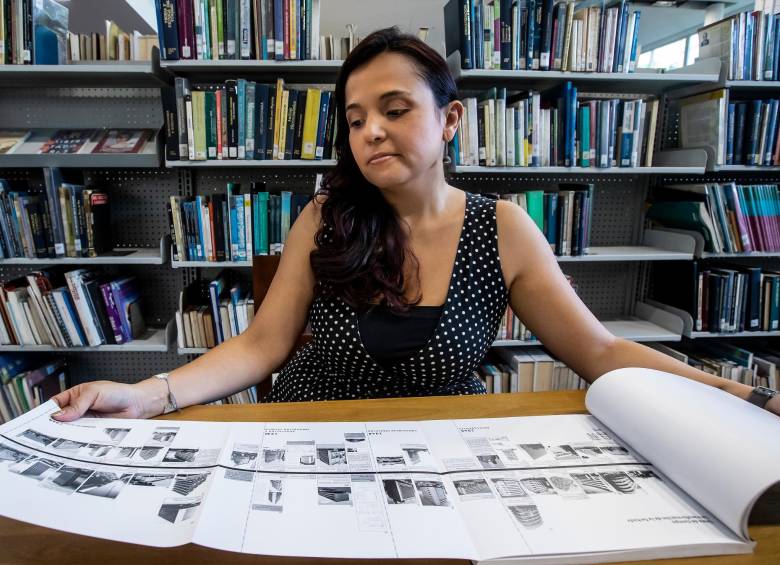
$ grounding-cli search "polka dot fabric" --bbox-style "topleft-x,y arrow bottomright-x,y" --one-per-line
264,191 -> 509,402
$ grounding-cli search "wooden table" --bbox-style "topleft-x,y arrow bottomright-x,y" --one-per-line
0,391 -> 777,565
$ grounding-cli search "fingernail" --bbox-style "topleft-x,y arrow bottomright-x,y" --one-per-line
52,410 -> 64,418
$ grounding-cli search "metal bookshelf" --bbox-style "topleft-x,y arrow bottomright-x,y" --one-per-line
0,237 -> 169,266
0,51 -> 170,88
159,57 -> 343,83
0,321 -> 174,353
450,165 -> 705,175
446,52 -> 721,94
166,158 -> 337,168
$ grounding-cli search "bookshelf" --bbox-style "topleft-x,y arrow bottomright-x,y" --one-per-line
159,58 -> 343,83
0,236 -> 170,266
165,159 -> 337,168
445,51 -> 722,95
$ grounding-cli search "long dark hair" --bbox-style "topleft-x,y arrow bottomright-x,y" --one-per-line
310,26 -> 458,313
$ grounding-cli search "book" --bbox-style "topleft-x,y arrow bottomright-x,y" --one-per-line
0,369 -> 777,562
0,131 -> 31,155
37,130 -> 97,155
91,130 -> 151,154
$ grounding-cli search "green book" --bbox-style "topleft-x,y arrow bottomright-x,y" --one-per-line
205,89 -> 217,159
579,105 -> 590,167
525,190 -> 544,231
215,0 -> 224,58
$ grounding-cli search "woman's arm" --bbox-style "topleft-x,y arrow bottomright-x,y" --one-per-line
495,200 -> 780,416
143,198 -> 323,413
53,199 -> 322,420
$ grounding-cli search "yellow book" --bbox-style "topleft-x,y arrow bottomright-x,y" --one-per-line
277,90 -> 290,160
273,78 -> 286,159
301,88 -> 321,159
193,90 -> 207,161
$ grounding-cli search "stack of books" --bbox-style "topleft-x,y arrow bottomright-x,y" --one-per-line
697,5 -> 780,81
65,20 -> 159,62
162,78 -> 336,162
444,0 -> 641,72
646,183 -> 780,254
478,346 -> 586,393
453,84 -> 659,168
650,261 -> 780,334
0,356 -> 68,424
726,99 -> 780,166
1,0 -> 68,64
0,269 -> 145,347
168,182 -> 313,262
495,185 -> 594,256
649,341 -> 780,388
154,0 -> 323,61
175,271 -> 253,350
0,173 -> 112,260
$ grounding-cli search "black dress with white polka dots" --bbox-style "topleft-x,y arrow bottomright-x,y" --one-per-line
264,191 -> 509,402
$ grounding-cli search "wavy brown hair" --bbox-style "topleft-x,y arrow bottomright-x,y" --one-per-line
310,27 -> 458,313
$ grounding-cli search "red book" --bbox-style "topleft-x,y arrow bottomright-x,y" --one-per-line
176,0 -> 195,59
283,0 -> 290,60
727,183 -> 753,253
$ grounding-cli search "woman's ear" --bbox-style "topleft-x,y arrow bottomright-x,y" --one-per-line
442,100 -> 465,142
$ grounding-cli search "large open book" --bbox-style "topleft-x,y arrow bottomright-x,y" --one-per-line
0,368 -> 777,563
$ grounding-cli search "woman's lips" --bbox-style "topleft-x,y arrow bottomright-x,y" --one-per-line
368,154 -> 397,164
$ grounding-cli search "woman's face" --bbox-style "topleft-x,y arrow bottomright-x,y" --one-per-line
344,51 -> 449,191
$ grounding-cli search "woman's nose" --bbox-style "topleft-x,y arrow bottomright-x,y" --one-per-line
363,115 -> 386,142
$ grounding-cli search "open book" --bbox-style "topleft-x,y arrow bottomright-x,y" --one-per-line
0,368 -> 777,563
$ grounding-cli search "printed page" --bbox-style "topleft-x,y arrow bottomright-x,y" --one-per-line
0,400 -> 230,547
421,416 -> 751,562
586,367 -> 780,540
193,420 -> 477,559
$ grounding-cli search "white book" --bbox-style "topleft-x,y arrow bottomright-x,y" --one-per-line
243,193 -> 252,259
63,270 -> 101,347
240,0 -> 251,58
505,107 -> 515,167
51,289 -> 85,347
311,0 -> 321,60
496,95 -> 506,167
466,97 -> 479,166
175,310 -> 186,349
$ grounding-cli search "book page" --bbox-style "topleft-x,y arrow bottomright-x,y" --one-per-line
422,416 -> 748,562
586,367 -> 780,539
0,400 -> 230,547
193,420 -> 477,559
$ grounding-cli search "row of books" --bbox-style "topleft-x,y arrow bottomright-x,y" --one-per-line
206,385 -> 259,405
0,176 -> 112,260
168,183 -> 313,262
0,269 -> 145,348
677,89 -> 780,168
175,271 -> 253,349
650,341 -> 779,390
65,22 -> 159,62
0,129 -> 154,156
154,0 -> 322,61
726,99 -> 780,166
497,187 -> 593,256
162,78 -> 336,162
0,356 -> 67,424
479,346 -> 586,393
650,261 -> 780,334
697,5 -> 780,82
495,273 -> 577,342
444,0 -> 641,73
646,183 -> 780,254
452,85 -> 659,168
1,0 -> 68,65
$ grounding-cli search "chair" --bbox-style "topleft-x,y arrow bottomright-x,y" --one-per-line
252,255 -> 312,399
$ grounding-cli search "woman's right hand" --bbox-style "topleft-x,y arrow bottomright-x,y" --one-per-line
51,379 -> 165,421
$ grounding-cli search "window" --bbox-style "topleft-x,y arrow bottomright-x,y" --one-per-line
638,32 -> 699,71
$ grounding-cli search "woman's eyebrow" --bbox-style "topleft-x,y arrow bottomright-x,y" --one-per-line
346,90 -> 412,111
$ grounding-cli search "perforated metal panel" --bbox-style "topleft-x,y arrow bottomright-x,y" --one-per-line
0,87 -> 162,129
65,351 -> 183,386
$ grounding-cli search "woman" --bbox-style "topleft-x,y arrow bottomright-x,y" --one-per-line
52,27 -> 779,420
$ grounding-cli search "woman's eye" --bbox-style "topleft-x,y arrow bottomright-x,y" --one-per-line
388,109 -> 407,117
349,120 -> 363,128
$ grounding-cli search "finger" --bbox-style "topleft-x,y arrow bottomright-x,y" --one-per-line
51,386 -> 99,422
50,389 -> 73,410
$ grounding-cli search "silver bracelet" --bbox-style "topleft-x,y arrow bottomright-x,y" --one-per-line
152,373 -> 180,414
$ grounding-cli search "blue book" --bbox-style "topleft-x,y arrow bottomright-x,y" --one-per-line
233,195 -> 246,260
274,0 -> 284,60
255,84 -> 269,159
568,84 -> 577,167
156,0 -> 180,60
54,287 -> 88,346
315,91 -> 331,159
628,11 -> 641,72
195,195 -> 206,261
526,0 -> 536,69
726,103 -> 735,165
745,14 -> 754,80
208,275 -> 226,343
773,16 -> 780,81
747,100 -> 762,165
613,0 -> 628,72
764,99 -> 779,165
735,103 -> 747,164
